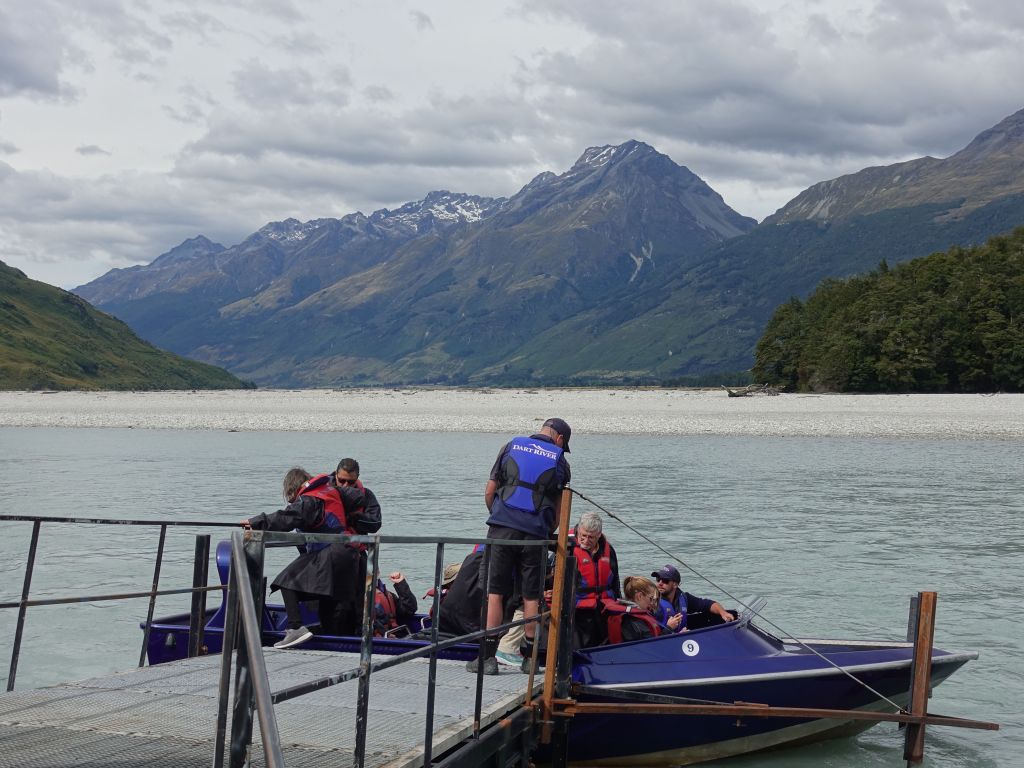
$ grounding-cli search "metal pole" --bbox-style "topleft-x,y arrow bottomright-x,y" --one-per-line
549,555 -> 577,768
904,591 -> 937,764
541,488 -> 574,742
905,594 -> 920,643
354,540 -> 380,768
229,533 -> 283,768
189,534 -> 211,658
422,542 -> 445,766
472,544 -> 493,736
7,520 -> 41,692
138,524 -> 167,667
229,532 -> 272,768
212,547 -> 240,768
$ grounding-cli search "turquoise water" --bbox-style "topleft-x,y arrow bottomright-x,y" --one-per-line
0,426 -> 1021,766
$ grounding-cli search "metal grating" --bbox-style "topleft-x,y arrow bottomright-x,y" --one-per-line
0,650 -> 539,768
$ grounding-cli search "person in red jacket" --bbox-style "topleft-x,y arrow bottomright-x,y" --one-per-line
571,511 -> 620,648
606,576 -> 663,643
243,459 -> 382,648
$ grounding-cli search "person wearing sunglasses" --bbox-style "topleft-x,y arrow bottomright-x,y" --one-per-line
242,458 -> 382,648
650,564 -> 735,632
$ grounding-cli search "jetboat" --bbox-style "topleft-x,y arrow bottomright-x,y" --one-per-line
143,544 -> 978,765
563,597 -> 977,765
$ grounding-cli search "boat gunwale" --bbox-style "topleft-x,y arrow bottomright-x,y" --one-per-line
583,650 -> 979,690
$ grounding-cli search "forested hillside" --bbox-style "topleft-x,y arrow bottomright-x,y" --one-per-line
752,228 -> 1024,392
0,261 -> 251,391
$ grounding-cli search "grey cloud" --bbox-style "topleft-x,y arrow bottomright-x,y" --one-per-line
961,0 -> 1024,28
0,163 -> 259,287
163,82 -> 218,125
0,2 -> 67,98
0,140 -> 18,155
76,145 -> 111,156
231,60 -> 351,109
185,91 -> 545,170
410,10 -> 434,32
363,85 -> 395,103
271,30 -> 327,55
517,0 -> 1024,168
159,10 -> 228,42
213,0 -> 306,23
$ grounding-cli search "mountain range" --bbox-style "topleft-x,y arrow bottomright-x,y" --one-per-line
74,109 -> 1024,387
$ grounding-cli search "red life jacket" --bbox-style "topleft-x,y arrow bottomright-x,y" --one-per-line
374,582 -> 400,636
572,529 -> 617,610
604,601 -> 662,644
300,474 -> 363,540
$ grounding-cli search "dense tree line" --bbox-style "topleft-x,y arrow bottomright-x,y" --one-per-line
752,227 -> 1024,392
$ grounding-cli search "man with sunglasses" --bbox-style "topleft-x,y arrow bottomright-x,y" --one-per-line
244,457 -> 382,648
651,564 -> 734,632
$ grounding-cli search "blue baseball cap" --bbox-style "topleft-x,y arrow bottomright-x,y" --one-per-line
651,565 -> 681,583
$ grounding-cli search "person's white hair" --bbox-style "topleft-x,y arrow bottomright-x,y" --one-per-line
577,510 -> 603,534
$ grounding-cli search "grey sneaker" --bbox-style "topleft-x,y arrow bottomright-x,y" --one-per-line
466,656 -> 499,675
274,626 -> 313,649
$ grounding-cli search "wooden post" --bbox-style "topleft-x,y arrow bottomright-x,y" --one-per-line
904,591 -> 937,764
541,488 -> 574,742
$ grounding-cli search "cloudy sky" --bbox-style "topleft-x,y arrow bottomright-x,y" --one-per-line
1,0 -> 1022,289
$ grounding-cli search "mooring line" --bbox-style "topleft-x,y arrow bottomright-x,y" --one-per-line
568,486 -> 905,711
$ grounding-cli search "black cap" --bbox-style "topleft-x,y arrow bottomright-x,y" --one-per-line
543,417 -> 571,453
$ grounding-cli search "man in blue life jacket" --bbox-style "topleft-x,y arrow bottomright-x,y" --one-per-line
651,564 -> 735,632
468,418 -> 572,675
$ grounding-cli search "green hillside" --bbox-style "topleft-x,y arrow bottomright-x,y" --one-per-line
752,228 -> 1024,392
0,261 -> 252,390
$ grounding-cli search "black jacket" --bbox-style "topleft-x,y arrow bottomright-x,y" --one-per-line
436,549 -> 485,637
247,482 -> 382,604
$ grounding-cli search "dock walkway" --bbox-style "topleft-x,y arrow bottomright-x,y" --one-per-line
0,649 -> 537,768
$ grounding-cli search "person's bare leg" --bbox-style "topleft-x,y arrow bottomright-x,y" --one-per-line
522,598 -> 539,642
486,593 -> 504,631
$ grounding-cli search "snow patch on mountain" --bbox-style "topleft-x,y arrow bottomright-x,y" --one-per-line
371,191 -> 506,230
259,218 -> 322,244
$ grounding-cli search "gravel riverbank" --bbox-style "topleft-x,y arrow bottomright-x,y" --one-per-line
1,389 -> 1022,439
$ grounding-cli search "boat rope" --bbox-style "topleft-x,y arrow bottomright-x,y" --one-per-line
568,486 -> 905,712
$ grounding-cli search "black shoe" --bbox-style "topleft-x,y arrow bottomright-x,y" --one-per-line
520,656 -> 543,674
466,656 -> 499,675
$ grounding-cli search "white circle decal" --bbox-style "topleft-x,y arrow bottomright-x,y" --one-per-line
682,639 -> 700,657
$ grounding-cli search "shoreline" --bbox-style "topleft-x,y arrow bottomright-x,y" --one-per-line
2,389 -> 1023,439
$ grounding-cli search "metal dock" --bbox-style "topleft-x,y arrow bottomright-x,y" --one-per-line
0,649 -> 538,768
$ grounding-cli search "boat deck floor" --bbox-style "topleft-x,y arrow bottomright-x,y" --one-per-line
0,649 -> 538,768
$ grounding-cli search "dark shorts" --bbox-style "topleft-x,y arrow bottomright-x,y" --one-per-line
485,524 -> 545,600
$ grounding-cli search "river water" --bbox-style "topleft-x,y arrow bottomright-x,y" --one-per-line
1,406 -> 1021,766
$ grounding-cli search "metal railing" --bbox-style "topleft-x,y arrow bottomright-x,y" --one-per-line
0,513 -> 237,691
0,495 -> 581,768
216,527 -> 564,768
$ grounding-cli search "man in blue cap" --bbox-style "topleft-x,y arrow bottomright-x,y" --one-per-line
651,564 -> 735,632
468,418 -> 572,674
